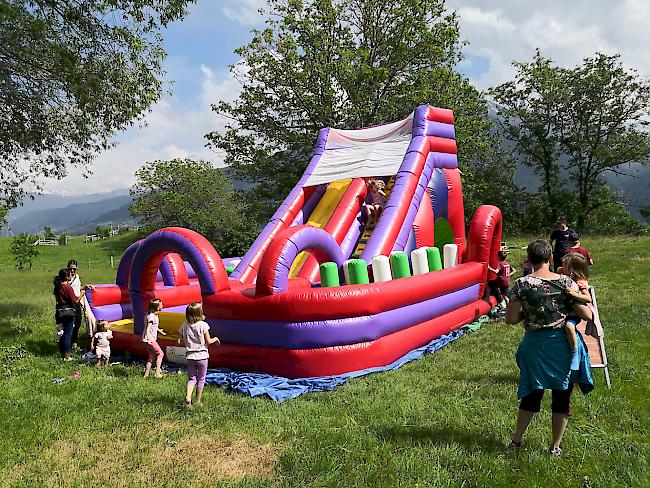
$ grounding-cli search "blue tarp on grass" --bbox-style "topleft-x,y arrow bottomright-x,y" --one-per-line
203,328 -> 465,402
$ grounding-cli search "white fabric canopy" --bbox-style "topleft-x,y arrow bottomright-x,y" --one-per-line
303,113 -> 413,187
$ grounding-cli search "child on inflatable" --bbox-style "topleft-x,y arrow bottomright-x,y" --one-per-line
178,302 -> 220,407
91,320 -> 112,368
143,298 -> 167,379
365,179 -> 387,225
488,245 -> 516,311
560,253 -> 592,370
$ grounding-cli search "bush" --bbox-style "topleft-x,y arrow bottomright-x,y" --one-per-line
582,202 -> 648,236
10,233 -> 39,270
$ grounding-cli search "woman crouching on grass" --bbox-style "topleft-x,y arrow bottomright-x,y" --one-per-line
505,239 -> 594,457
179,302 -> 220,407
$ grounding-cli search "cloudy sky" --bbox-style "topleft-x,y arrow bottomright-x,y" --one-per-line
45,0 -> 650,195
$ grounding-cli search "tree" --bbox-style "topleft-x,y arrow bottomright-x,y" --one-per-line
488,51 -> 565,216
489,51 -> 650,229
206,0 -> 500,220
641,206 -> 650,223
558,54 -> 650,228
0,0 -> 193,208
0,207 -> 7,231
95,226 -> 110,239
11,232 -> 38,270
130,159 -> 257,256
43,226 -> 55,241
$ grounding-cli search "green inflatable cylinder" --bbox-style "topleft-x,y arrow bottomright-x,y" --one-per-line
319,262 -> 340,287
347,259 -> 369,285
390,252 -> 411,279
225,265 -> 235,275
426,247 -> 443,271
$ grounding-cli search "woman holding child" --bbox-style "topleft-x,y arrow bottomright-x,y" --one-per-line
505,239 -> 594,457
53,268 -> 93,361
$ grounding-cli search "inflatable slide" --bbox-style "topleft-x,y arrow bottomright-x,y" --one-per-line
87,104 -> 503,378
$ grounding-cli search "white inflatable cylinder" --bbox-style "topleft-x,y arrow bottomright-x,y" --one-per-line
443,243 -> 458,268
411,248 -> 429,275
343,259 -> 353,285
371,255 -> 392,282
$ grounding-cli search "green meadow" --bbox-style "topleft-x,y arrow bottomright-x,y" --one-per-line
0,233 -> 648,487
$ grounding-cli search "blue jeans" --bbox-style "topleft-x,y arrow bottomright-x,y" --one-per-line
58,316 -> 74,356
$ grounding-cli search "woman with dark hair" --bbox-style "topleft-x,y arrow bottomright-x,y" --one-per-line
54,268 -> 92,360
505,239 -> 594,457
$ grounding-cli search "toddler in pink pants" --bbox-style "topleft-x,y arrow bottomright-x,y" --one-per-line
178,302 -> 220,406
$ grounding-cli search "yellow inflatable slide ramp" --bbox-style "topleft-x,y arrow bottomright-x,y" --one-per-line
108,312 -> 185,341
289,178 -> 352,277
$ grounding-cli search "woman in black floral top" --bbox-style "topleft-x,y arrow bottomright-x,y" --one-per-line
504,239 -> 594,457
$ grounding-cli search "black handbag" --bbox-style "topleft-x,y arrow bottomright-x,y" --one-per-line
57,305 -> 76,319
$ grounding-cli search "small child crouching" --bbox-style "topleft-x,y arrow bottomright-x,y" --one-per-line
178,302 -> 220,407
91,320 -> 113,368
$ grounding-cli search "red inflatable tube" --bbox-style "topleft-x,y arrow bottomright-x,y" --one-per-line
413,188 -> 435,248
426,106 -> 454,125
466,205 -> 503,297
298,177 -> 367,282
205,262 -> 483,321
237,187 -> 307,285
89,285 -> 130,307
166,252 -> 189,286
141,283 -> 202,308
110,299 -> 490,378
445,168 -> 467,261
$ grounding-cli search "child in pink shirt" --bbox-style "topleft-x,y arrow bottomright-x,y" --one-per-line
178,302 -> 220,407
143,298 -> 167,378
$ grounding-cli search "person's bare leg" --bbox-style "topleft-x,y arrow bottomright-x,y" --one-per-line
512,409 -> 535,444
196,387 -> 204,405
185,382 -> 194,405
155,355 -> 164,378
551,413 -> 569,450
565,324 -> 577,350
144,361 -> 152,378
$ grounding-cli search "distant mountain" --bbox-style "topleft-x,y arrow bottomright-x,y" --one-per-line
64,202 -> 135,235
3,166 -> 254,236
7,188 -> 131,221
7,194 -> 134,235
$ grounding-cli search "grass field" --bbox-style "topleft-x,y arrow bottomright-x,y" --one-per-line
0,234 -> 648,487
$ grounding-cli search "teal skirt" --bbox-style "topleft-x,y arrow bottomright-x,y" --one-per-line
516,327 -> 594,399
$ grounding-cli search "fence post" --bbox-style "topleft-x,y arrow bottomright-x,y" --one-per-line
110,256 -> 114,268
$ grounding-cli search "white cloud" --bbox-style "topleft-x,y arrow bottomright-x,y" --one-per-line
449,0 -> 650,89
44,64 -> 241,194
221,0 -> 266,26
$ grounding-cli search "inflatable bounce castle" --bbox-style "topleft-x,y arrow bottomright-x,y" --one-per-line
87,104 -> 502,378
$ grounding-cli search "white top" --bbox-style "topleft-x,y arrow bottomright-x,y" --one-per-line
303,114 -> 413,187
179,320 -> 211,361
94,331 -> 112,348
142,313 -> 159,342
69,274 -> 81,296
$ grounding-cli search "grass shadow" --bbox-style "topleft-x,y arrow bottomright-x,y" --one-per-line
22,338 -> 59,357
464,373 -> 519,385
376,425 -> 504,454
